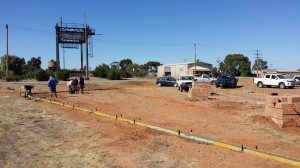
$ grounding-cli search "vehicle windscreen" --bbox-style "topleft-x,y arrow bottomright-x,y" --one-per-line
181,76 -> 193,80
219,75 -> 230,79
277,75 -> 286,79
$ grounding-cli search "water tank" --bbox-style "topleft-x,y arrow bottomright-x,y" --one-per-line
48,60 -> 56,68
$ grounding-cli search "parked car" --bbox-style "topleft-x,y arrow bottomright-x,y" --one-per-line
193,74 -> 216,85
176,75 -> 194,86
178,81 -> 192,92
156,77 -> 177,87
292,76 -> 300,85
215,74 -> 238,88
253,74 -> 295,89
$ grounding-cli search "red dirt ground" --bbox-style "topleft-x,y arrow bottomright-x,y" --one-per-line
0,77 -> 299,167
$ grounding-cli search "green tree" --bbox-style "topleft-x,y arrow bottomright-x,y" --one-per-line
107,68 -> 121,80
252,58 -> 268,70
1,55 -> 25,75
110,61 -> 120,69
211,67 -> 219,77
93,64 -> 110,78
22,57 -> 43,78
56,69 -> 70,81
27,57 -> 42,69
143,61 -> 161,72
35,69 -> 50,81
219,54 -> 251,76
119,58 -> 133,70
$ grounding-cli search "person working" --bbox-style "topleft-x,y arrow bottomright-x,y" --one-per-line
79,76 -> 84,94
48,76 -> 59,98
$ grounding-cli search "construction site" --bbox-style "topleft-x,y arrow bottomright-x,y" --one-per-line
0,77 -> 299,167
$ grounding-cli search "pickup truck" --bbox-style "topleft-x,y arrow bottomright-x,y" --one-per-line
193,74 -> 216,85
253,74 -> 296,89
176,75 -> 193,87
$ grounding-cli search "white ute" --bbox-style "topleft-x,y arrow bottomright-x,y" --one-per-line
193,74 -> 216,85
253,74 -> 296,89
176,75 -> 193,87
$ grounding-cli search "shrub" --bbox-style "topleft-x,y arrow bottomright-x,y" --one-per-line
120,70 -> 132,78
107,68 -> 121,80
93,64 -> 110,78
56,69 -> 70,81
35,69 -> 49,81
0,71 -> 5,79
4,75 -> 23,82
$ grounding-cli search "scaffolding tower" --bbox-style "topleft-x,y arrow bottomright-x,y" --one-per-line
55,21 -> 95,78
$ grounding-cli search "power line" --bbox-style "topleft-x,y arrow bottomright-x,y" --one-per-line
2,24 -> 256,52
8,24 -> 54,36
94,39 -> 255,52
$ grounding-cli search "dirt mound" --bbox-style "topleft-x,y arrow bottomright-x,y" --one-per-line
249,115 -> 278,127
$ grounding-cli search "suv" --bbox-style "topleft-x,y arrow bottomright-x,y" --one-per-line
293,76 -> 300,85
215,74 -> 238,88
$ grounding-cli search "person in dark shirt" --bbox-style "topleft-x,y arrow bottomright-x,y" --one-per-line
79,76 -> 84,94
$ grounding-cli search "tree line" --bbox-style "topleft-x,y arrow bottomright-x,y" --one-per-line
0,53 -> 272,81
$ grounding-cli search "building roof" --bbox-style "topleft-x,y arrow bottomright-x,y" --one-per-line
189,66 -> 211,71
261,69 -> 300,73
158,61 -> 211,67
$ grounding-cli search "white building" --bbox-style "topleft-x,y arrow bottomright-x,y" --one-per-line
157,61 -> 213,78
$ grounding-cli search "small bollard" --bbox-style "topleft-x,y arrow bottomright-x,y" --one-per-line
178,130 -> 181,136
190,130 -> 193,135
255,146 -> 258,150
72,105 -> 74,108
116,115 -> 118,119
241,144 -> 244,151
134,119 -> 135,124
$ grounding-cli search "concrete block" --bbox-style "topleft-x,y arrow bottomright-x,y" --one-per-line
266,96 -> 282,103
265,106 -> 273,117
281,96 -> 288,102
282,114 -> 299,120
271,118 -> 283,127
287,96 -> 300,104
266,102 -> 276,108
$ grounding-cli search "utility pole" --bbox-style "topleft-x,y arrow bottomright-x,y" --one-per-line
255,50 -> 262,77
216,57 -> 221,73
6,24 -> 8,77
194,43 -> 196,76
83,12 -> 89,79
63,48 -> 65,69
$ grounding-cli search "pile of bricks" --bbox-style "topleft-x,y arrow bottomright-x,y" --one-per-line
188,82 -> 213,99
266,95 -> 300,127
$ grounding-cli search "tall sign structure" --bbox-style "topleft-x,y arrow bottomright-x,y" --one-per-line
55,20 -> 95,78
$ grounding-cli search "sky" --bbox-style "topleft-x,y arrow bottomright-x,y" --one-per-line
0,0 -> 299,70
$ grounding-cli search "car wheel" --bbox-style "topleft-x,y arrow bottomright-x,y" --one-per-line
279,83 -> 285,89
210,81 -> 215,85
257,82 -> 263,88
180,86 -> 183,92
158,83 -> 162,87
